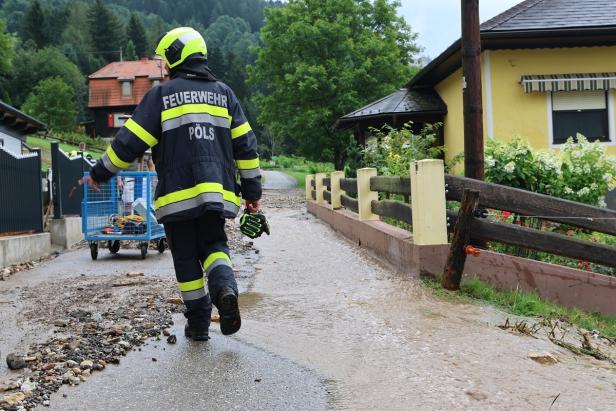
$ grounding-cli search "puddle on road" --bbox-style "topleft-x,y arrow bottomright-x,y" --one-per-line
238,206 -> 616,410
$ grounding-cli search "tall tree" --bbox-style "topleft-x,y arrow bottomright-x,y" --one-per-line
22,77 -> 76,131
8,47 -> 86,117
21,0 -> 49,48
126,12 -> 147,58
61,1 -> 105,75
124,39 -> 137,60
0,18 -> 15,102
147,15 -> 167,53
88,0 -> 124,63
250,0 -> 419,167
0,18 -> 14,76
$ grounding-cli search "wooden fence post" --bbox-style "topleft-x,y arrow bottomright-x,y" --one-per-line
357,168 -> 379,221
410,159 -> 448,245
305,174 -> 314,201
442,189 -> 480,290
330,171 -> 345,209
315,172 -> 326,204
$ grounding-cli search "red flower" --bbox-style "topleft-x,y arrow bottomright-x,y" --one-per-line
502,211 -> 511,218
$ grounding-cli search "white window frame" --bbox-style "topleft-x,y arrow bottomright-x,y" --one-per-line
121,81 -> 133,98
547,90 -> 616,148
152,80 -> 160,88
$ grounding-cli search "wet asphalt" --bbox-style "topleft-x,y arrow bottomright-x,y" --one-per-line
49,322 -> 327,411
3,183 -> 616,410
262,170 -> 297,190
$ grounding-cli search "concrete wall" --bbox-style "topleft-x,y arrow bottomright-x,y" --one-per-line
49,216 -> 83,249
0,233 -> 51,268
308,200 -> 616,316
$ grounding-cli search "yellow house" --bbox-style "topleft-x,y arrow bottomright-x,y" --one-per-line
337,0 -> 616,163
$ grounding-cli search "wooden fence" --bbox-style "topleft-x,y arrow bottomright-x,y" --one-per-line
306,160 -> 616,291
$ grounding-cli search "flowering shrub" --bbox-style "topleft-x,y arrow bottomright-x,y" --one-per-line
356,122 -> 447,176
485,135 -> 616,206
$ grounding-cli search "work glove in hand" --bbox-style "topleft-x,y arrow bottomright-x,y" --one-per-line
239,210 -> 270,239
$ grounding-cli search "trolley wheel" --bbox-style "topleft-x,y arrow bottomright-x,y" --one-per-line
157,239 -> 166,254
140,242 -> 148,260
108,240 -> 120,254
90,242 -> 99,260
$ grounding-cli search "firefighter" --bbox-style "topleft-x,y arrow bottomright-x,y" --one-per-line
84,27 -> 262,341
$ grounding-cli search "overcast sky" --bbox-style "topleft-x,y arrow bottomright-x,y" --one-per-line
399,0 -> 522,58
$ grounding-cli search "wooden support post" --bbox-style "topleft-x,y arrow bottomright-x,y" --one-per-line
357,168 -> 379,221
442,188 -> 480,290
315,172 -> 326,204
410,159 -> 448,245
305,174 -> 314,201
461,0 -> 484,180
330,171 -> 345,209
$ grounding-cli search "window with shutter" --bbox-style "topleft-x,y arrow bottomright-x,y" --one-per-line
551,91 -> 609,144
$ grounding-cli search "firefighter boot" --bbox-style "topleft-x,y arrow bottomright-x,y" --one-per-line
218,288 -> 241,335
184,310 -> 211,341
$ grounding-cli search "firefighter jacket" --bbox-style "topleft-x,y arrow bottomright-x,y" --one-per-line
90,73 -> 261,223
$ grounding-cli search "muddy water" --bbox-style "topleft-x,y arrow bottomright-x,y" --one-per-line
240,201 -> 616,410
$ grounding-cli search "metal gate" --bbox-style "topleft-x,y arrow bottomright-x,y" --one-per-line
51,142 -> 94,217
0,146 -> 43,234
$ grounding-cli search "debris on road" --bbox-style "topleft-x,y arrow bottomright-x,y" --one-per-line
166,335 -> 177,344
6,353 -> 26,370
211,313 -> 220,323
126,272 -> 145,278
0,253 -> 60,281
166,297 -> 183,305
528,353 -> 558,365
0,275 -> 184,410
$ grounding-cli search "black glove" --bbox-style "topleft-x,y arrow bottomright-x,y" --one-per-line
239,210 -> 270,239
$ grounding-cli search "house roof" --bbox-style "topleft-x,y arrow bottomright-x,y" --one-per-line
409,0 -> 616,89
89,58 -> 167,80
335,88 -> 446,129
481,0 -> 616,32
0,100 -> 47,136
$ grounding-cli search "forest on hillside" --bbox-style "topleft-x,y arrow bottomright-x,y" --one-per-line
0,0 -> 281,131
0,0 -> 422,164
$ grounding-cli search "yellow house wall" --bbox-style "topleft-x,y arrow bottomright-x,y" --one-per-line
435,46 -> 616,164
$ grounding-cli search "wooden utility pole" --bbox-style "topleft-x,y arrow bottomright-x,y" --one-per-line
442,189 -> 480,290
461,0 -> 484,180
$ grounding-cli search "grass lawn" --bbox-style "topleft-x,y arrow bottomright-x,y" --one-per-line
423,276 -> 616,337
26,136 -> 103,170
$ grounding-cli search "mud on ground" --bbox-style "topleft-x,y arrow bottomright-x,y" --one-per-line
0,225 -> 256,410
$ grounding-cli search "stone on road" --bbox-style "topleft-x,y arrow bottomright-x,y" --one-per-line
49,323 -> 326,411
262,170 -> 297,190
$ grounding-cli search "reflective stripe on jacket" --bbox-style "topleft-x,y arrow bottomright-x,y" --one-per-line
90,77 -> 261,223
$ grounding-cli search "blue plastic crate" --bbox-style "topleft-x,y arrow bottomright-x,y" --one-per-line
82,171 -> 165,242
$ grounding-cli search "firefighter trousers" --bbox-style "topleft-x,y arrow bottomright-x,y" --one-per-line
164,211 -> 238,328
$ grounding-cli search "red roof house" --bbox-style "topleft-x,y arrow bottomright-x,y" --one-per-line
87,58 -> 168,137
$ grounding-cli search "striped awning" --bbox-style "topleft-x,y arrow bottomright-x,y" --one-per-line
521,73 -> 616,93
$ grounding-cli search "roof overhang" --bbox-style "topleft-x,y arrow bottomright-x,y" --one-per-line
0,101 -> 47,135
408,26 -> 616,89
335,110 -> 445,130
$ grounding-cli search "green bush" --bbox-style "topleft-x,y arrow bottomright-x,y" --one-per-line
359,122 -> 445,176
485,135 -> 616,206
271,155 -> 334,174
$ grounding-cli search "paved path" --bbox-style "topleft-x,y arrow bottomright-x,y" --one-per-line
262,170 -> 297,190
2,190 -> 616,410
